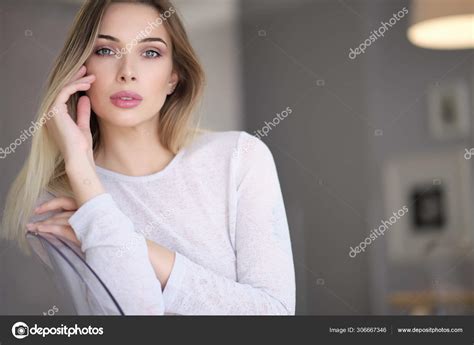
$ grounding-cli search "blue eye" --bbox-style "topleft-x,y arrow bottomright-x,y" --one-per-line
95,47 -> 115,56
143,50 -> 161,59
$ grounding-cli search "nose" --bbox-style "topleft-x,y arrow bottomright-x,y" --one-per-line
117,57 -> 137,83
119,72 -> 136,82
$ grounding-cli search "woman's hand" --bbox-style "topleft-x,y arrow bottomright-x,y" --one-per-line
45,65 -> 96,166
44,65 -> 105,207
26,197 -> 81,247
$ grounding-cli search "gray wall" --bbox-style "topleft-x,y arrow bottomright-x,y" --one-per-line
0,0 -> 81,315
174,0 -> 244,131
241,0 -> 371,314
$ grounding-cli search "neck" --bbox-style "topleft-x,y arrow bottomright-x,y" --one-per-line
93,119 -> 175,177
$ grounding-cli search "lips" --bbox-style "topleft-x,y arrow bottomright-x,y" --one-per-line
110,90 -> 143,109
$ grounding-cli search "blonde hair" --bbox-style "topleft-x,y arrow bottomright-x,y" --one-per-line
1,0 -> 205,254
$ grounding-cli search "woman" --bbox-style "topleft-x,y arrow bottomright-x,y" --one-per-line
1,0 -> 295,315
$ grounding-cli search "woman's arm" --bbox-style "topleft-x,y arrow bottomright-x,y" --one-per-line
149,133 -> 296,315
66,156 -> 106,207
65,157 -> 167,314
68,155 -> 176,291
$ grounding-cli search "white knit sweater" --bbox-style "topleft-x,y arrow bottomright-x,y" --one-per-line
30,131 -> 296,315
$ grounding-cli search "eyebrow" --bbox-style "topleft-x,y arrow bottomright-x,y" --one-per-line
97,34 -> 168,47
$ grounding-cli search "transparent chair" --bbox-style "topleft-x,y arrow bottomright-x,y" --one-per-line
25,230 -> 125,315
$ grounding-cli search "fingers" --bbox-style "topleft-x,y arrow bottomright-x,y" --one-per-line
70,65 -> 87,83
26,210 -> 74,232
55,75 -> 95,105
47,65 -> 95,119
35,197 -> 78,214
71,74 -> 96,86
54,211 -> 76,219
35,224 -> 81,247
76,95 -> 91,130
70,65 -> 95,84
31,214 -> 73,227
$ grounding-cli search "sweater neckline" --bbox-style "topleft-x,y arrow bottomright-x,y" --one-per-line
94,148 -> 185,182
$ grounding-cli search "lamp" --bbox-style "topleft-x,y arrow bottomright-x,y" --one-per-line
408,0 -> 474,50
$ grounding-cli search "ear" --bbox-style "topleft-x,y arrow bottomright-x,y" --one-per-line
168,70 -> 179,95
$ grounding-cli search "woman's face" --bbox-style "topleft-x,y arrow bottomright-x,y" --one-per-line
85,3 -> 178,128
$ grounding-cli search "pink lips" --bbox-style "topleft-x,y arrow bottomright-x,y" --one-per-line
110,90 -> 143,109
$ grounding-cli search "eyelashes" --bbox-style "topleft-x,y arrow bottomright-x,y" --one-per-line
143,50 -> 161,59
95,47 -> 114,56
94,47 -> 162,59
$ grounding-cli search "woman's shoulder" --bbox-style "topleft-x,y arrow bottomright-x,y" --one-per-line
179,130 -> 274,177
184,130 -> 241,157
186,130 -> 268,158
188,129 -> 241,148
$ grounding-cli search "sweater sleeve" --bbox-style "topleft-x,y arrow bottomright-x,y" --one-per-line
67,193 -> 165,315
162,132 -> 296,315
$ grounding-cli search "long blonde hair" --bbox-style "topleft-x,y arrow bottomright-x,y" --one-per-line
1,0 -> 205,254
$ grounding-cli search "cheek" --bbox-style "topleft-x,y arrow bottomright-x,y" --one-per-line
85,59 -> 111,86
86,80 -> 102,101
85,67 -> 108,99
85,79 -> 110,115
145,69 -> 169,90
141,73 -> 169,103
142,59 -> 174,89
155,74 -> 171,91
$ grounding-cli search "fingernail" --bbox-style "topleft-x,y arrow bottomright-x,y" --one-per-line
26,223 -> 34,230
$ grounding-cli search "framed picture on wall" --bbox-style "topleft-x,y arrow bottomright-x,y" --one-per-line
383,149 -> 472,262
427,80 -> 470,141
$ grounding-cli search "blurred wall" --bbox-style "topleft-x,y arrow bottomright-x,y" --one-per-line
241,0 -> 371,314
174,0 -> 243,131
0,0 -> 82,315
240,0 -> 474,315
365,0 -> 474,314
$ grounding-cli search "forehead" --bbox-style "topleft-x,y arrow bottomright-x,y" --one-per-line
99,3 -> 171,44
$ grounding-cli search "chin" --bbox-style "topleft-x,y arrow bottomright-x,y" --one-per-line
95,109 -> 156,128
